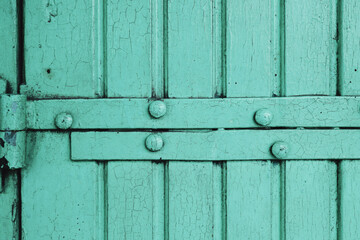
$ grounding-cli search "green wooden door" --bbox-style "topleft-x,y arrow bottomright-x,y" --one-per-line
1,0 -> 360,239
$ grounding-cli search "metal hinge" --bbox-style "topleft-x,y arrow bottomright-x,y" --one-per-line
0,92 -> 26,192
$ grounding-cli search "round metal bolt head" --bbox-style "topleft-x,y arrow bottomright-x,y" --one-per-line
271,141 -> 289,159
149,101 -> 166,119
145,134 -> 164,152
55,113 -> 73,130
254,108 -> 273,126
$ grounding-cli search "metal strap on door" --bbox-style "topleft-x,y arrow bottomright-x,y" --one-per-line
1,95 -> 360,168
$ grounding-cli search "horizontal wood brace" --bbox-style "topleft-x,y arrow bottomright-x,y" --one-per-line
26,97 -> 360,129
71,130 -> 360,161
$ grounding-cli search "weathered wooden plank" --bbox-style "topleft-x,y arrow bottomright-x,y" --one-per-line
227,161 -> 280,239
0,171 -> 19,240
168,162 -> 213,239
106,0 -> 152,97
285,161 -> 337,239
27,97 -> 360,129
107,161 -> 154,239
167,0 -> 217,98
72,130 -> 360,161
337,2 -> 360,238
284,0 -> 337,96
23,0 -> 102,98
22,132 -> 102,239
339,0 -> 360,95
0,2 -> 19,239
338,161 -> 360,239
227,0 -> 277,97
0,1 -> 18,93
284,3 -> 338,236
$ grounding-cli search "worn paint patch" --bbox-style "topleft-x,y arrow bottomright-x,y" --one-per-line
4,132 -> 16,146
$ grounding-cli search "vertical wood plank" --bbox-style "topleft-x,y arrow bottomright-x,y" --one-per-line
0,172 -> 19,240
338,161 -> 360,239
166,1 -> 222,238
0,0 -> 18,92
106,0 -> 152,97
167,0 -> 217,98
226,0 -> 278,97
213,162 -> 225,240
168,162 -> 213,240
227,161 -> 280,239
338,2 -> 360,238
0,2 -> 19,239
339,0 -> 360,95
225,1 -> 281,237
284,0 -> 337,96
22,132 -> 101,239
284,2 -> 338,237
107,161 -> 154,239
24,0 -> 103,98
285,161 -> 337,240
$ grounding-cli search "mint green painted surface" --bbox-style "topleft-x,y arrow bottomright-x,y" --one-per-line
2,0 -> 360,239
22,132 -> 103,239
106,0 -> 151,97
226,0 -> 276,97
227,161 -> 280,239
167,0 -> 217,98
26,97 -> 360,129
72,130 -> 360,161
23,0 -> 103,98
0,2 -> 20,239
339,0 -> 360,95
285,161 -> 337,240
285,0 -> 337,96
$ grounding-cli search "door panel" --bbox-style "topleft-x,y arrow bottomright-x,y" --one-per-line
227,161 -> 280,239
338,161 -> 360,239
285,0 -> 337,96
339,0 -> 360,95
22,132 -> 103,239
168,162 -> 215,240
24,0 -> 103,98
285,161 -> 337,240
226,0 -> 277,97
167,0 -> 219,98
2,0 -> 360,239
0,2 -> 19,239
107,162 -> 155,239
338,1 -> 360,237
106,0 -> 152,98
283,1 -> 339,238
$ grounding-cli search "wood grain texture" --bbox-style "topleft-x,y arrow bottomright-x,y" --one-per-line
107,161 -> 154,239
339,0 -> 360,95
284,4 -> 338,236
339,161 -> 360,239
338,2 -> 360,238
285,161 -> 337,240
22,132 -> 102,239
227,161 -> 280,239
167,0 -> 218,98
284,0 -> 337,96
0,2 -> 19,239
0,0 -> 18,92
168,162 -> 214,240
226,0 -> 277,97
0,171 -> 19,240
24,0 -> 102,98
107,0 -> 151,97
